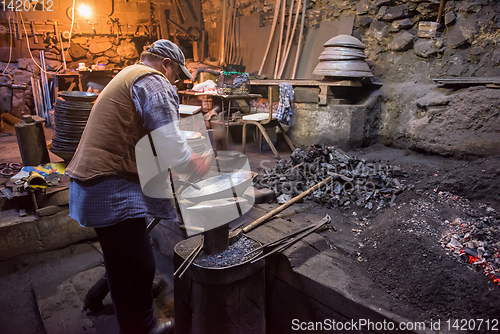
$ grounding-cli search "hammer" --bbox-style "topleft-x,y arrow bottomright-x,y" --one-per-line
229,175 -> 334,244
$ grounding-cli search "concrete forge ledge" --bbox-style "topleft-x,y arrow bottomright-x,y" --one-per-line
0,209 -> 97,261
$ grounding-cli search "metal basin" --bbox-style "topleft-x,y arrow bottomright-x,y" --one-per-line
324,34 -> 365,49
181,171 -> 254,203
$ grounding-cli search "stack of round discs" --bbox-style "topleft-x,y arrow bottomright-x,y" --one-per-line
313,35 -> 373,78
180,131 -> 206,155
51,91 -> 98,161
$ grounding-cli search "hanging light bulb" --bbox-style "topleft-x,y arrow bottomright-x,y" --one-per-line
78,3 -> 92,18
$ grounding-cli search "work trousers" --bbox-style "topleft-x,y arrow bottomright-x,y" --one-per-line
95,218 -> 157,334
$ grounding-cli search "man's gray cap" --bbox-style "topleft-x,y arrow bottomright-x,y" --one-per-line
147,39 -> 193,80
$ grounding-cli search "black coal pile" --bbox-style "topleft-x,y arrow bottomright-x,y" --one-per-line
254,145 -> 407,210
440,213 -> 500,285
194,236 -> 261,268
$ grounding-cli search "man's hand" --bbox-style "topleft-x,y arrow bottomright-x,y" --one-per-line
187,152 -> 212,179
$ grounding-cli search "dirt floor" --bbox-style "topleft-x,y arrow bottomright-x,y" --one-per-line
280,143 -> 500,329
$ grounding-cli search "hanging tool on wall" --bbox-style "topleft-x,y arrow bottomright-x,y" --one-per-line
11,18 -> 21,41
167,19 -> 193,40
108,18 -> 122,43
277,0 -> 301,78
292,0 -> 306,79
135,24 -> 150,37
30,21 -> 38,44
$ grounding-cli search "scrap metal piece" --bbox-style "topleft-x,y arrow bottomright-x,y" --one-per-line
250,214 -> 332,263
181,171 -> 254,203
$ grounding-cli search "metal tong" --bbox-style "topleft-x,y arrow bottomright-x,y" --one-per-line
246,214 -> 332,263
173,241 -> 204,278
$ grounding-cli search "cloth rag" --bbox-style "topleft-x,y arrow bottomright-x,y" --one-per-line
276,82 -> 294,125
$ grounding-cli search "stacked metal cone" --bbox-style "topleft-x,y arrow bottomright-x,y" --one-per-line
51,92 -> 97,161
313,35 -> 373,78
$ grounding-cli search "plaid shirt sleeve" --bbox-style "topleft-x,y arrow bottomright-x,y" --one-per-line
131,74 -> 180,132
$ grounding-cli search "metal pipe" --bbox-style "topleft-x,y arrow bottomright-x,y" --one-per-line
292,0 -> 306,79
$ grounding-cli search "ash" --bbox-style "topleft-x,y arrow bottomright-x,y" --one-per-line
195,236 -> 261,268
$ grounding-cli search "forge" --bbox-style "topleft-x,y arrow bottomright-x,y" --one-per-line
173,233 -> 266,334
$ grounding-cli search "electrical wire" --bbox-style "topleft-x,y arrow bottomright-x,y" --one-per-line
1,12 -> 13,75
18,11 -> 62,74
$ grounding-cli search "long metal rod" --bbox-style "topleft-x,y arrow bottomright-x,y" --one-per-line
281,0 -> 295,66
58,32 -> 67,70
147,217 -> 162,233
224,0 -> 234,64
178,243 -> 203,277
231,0 -> 237,64
274,0 -> 286,79
292,0 -> 306,79
250,215 -> 330,263
39,51 -> 52,125
278,0 -> 301,78
30,77 -> 39,117
220,0 -> 227,64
